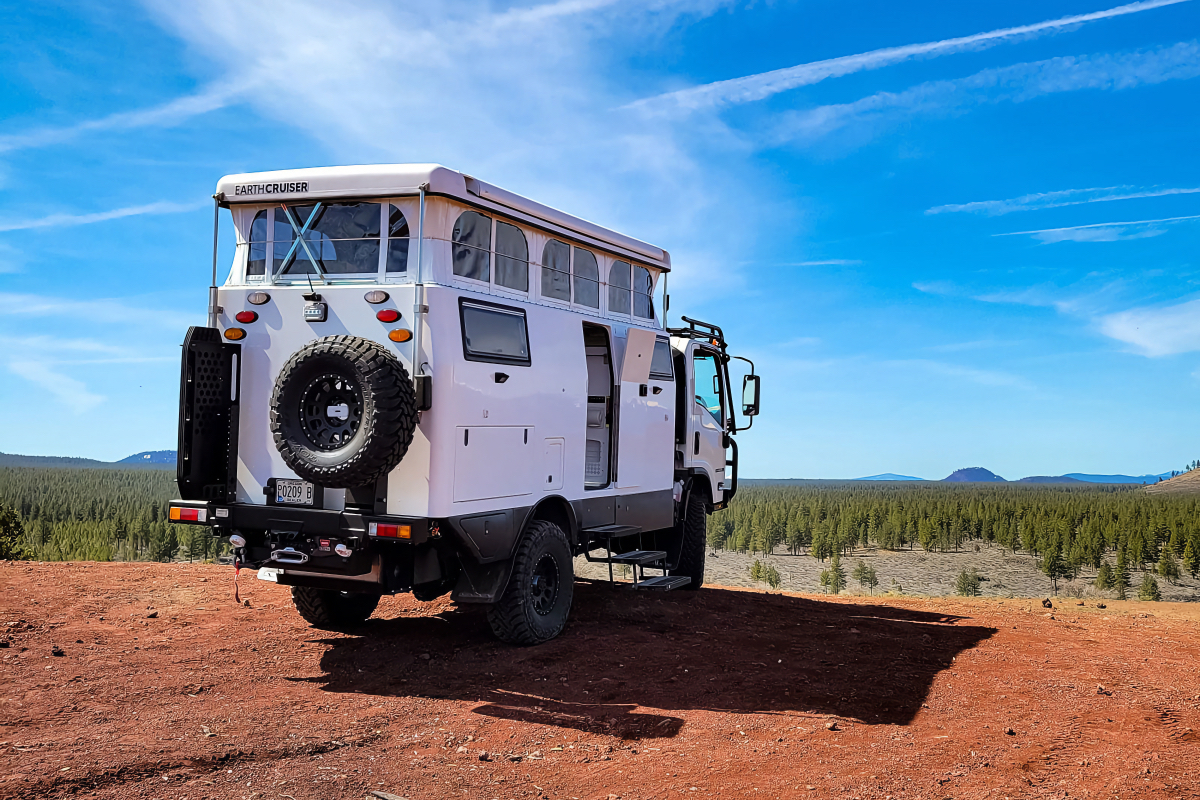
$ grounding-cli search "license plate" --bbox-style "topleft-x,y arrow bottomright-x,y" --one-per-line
275,479 -> 315,506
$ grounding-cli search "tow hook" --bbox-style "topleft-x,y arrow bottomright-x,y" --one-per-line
270,548 -> 310,565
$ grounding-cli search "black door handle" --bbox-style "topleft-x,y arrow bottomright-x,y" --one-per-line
694,431 -> 700,455
652,386 -> 663,395
494,372 -> 509,383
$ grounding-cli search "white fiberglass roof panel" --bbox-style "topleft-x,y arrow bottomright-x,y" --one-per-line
215,163 -> 669,269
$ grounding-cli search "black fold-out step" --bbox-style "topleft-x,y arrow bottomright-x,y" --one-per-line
608,550 -> 667,565
633,575 -> 691,591
582,524 -> 642,540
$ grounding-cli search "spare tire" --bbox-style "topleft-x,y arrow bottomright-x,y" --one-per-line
270,335 -> 417,488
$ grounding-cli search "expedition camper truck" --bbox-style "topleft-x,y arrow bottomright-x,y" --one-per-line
168,164 -> 761,645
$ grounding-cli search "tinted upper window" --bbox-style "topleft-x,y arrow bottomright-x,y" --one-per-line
248,211 -> 268,276
461,301 -> 531,366
608,260 -> 631,315
573,247 -> 599,308
452,210 -> 491,282
495,221 -> 529,292
542,239 -> 571,301
650,339 -> 674,380
633,264 -> 654,319
386,204 -> 409,273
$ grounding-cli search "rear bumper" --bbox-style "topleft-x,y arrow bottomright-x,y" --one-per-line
167,499 -> 431,542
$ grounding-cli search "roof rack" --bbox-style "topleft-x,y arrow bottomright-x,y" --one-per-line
667,315 -> 728,355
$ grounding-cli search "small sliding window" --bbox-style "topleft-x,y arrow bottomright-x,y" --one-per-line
459,299 -> 532,366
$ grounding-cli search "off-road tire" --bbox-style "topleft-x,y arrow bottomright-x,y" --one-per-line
674,485 -> 708,590
270,335 -> 417,488
487,520 -> 574,645
291,586 -> 380,629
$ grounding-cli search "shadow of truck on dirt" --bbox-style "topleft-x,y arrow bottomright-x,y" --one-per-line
303,581 -> 995,739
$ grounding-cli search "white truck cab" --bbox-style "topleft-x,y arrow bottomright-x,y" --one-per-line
169,164 -> 760,644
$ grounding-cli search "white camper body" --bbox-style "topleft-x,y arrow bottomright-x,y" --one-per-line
170,164 -> 759,644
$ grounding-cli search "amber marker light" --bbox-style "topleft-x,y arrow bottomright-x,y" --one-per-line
376,309 -> 400,323
388,329 -> 413,343
235,310 -> 258,324
224,328 -> 246,341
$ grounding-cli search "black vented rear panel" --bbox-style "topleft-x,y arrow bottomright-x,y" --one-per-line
177,326 -> 241,502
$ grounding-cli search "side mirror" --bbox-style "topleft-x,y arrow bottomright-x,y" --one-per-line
741,374 -> 761,417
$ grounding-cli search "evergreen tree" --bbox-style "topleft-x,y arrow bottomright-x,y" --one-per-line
1185,537 -> 1200,579
820,552 -> 847,594
1041,540 -> 1068,595
955,568 -> 981,597
1095,561 -> 1115,591
1115,547 -> 1131,600
0,504 -> 25,560
1138,572 -> 1161,601
1157,548 -> 1181,585
851,560 -> 878,594
764,564 -> 782,590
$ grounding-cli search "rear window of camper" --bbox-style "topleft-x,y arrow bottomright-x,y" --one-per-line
460,300 -> 531,366
248,202 -> 409,279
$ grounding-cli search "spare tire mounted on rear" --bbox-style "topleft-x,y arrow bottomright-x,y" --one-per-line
271,335 -> 417,488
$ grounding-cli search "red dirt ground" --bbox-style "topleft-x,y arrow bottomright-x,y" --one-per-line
2,562 -> 1200,800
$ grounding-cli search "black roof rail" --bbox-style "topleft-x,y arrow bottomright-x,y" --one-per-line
667,315 -> 728,354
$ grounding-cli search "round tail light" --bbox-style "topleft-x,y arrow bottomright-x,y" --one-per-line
247,292 -> 271,305
388,329 -> 413,343
235,310 -> 258,324
224,328 -> 246,341
364,290 -> 390,304
376,309 -> 400,323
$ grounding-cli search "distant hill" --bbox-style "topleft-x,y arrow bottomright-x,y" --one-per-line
1145,468 -> 1200,495
118,451 -> 177,466
1017,475 -> 1086,484
1064,472 -> 1174,485
856,473 -> 927,481
943,467 -> 1006,483
0,451 -> 175,470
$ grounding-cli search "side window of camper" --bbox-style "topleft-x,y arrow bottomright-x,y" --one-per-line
542,240 -> 571,301
248,211 -> 268,276
650,338 -> 674,380
573,247 -> 599,308
608,260 -> 631,315
633,265 -> 654,319
495,221 -> 529,292
460,300 -> 531,366
453,211 -> 491,282
386,205 -> 409,273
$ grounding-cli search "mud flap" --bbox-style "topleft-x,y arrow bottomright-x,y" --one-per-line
177,326 -> 241,502
451,557 -> 515,604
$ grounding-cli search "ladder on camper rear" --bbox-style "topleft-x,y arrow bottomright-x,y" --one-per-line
582,525 -> 690,591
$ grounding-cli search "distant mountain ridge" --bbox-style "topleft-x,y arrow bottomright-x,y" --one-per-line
943,467 -> 1006,483
0,451 -> 175,470
856,473 -> 927,481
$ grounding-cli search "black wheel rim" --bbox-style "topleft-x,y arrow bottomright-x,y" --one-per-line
300,372 -> 364,451
529,553 -> 560,616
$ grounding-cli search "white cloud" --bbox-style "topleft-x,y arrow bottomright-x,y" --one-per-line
770,40 -> 1200,145
0,83 -> 243,154
1098,298 -> 1200,356
995,213 -> 1200,243
887,359 -> 1034,390
136,0 -> 762,301
787,259 -> 862,267
0,292 -> 197,329
7,361 -> 105,413
927,185 -> 1200,216
628,0 -> 1191,114
0,201 -> 205,232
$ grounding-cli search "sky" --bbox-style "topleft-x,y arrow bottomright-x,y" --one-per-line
1,0 -> 1199,479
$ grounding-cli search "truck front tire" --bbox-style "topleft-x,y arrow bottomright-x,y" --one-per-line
487,520 -> 574,645
291,586 -> 380,629
674,486 -> 707,590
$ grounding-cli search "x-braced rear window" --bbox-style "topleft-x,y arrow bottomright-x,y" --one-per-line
247,202 -> 409,279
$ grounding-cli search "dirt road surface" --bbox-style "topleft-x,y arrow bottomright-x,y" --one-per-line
3,562 -> 1199,799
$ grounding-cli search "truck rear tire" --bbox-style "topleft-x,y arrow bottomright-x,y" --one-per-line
487,520 -> 574,645
291,586 -> 380,629
270,335 -> 417,488
674,486 -> 707,590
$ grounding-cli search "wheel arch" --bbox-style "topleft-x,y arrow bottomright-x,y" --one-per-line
517,495 -> 578,551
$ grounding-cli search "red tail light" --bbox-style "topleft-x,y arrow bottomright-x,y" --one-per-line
376,309 -> 400,323
169,506 -> 207,523
369,522 -> 411,539
235,310 -> 258,324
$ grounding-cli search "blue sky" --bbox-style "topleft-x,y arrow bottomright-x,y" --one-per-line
1,0 -> 1199,479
